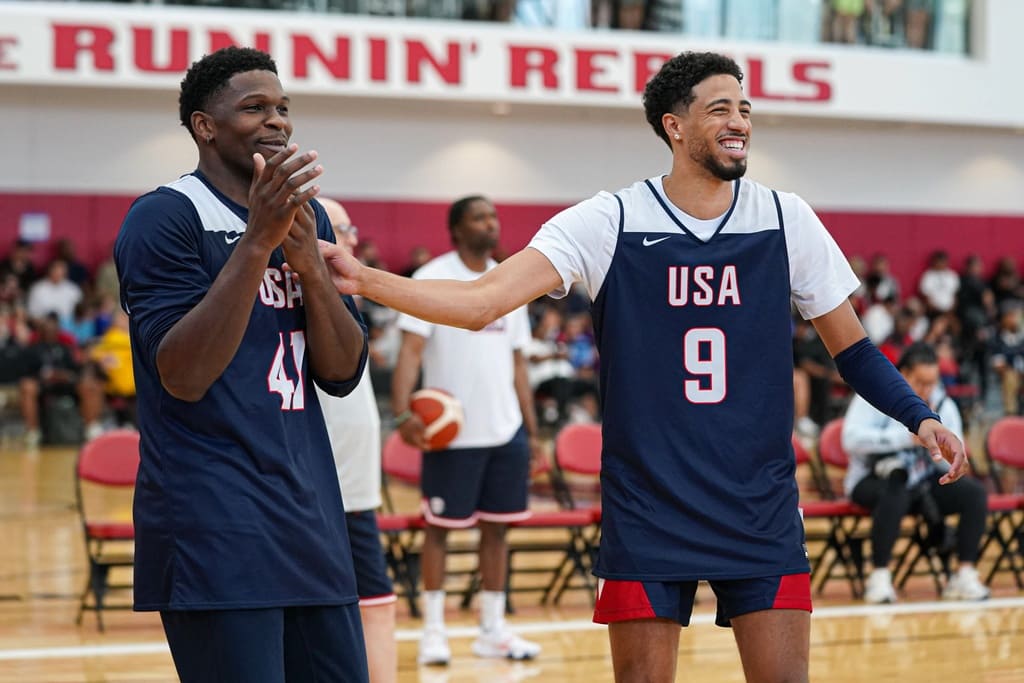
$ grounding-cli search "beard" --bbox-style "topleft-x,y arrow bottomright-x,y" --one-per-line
689,138 -> 748,181
706,156 -> 747,181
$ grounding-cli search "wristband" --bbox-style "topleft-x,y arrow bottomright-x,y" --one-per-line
394,409 -> 413,426
833,337 -> 940,434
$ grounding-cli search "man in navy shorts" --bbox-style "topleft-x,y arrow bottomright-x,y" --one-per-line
116,47 -> 369,682
391,196 -> 545,665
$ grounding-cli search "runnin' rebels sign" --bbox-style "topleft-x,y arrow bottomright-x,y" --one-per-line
1,2 -> 833,109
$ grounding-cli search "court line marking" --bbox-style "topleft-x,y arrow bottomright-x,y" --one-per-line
3,596 -> 1024,660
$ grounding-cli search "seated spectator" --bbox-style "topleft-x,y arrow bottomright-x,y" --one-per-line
793,316 -> 848,427
523,306 -> 577,426
26,259 -> 82,326
866,253 -> 901,303
879,305 -> 917,365
54,238 -> 90,289
862,292 -> 898,344
918,249 -> 960,320
841,342 -> 989,603
990,256 -> 1023,309
400,245 -> 432,278
989,300 -> 1024,416
79,309 -> 135,440
18,313 -> 85,447
0,238 -> 37,294
956,254 -> 996,391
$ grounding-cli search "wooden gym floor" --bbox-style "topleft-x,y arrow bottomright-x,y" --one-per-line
1,442 -> 1022,682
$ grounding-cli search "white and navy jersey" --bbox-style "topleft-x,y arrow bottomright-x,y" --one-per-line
529,176 -> 858,581
397,251 -> 531,448
115,171 -> 368,610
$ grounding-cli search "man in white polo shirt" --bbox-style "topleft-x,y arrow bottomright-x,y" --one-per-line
390,195 -> 544,665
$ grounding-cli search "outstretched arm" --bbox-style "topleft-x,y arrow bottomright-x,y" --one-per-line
812,299 -> 969,484
320,242 -> 563,331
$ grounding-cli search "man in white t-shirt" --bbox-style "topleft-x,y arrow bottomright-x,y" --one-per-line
318,53 -> 968,683
391,196 -> 544,665
316,198 -> 396,683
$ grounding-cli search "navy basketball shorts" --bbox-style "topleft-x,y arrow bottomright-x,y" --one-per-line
345,510 -> 396,607
420,425 -> 531,527
160,603 -> 368,683
593,573 -> 812,628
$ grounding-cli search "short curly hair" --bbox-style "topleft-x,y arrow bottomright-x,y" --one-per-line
179,46 -> 278,138
643,52 -> 744,149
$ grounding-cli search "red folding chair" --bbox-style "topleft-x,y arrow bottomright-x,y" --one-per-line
535,422 -> 603,606
378,431 -> 427,616
796,423 -> 872,598
979,416 -> 1024,588
74,429 -> 139,631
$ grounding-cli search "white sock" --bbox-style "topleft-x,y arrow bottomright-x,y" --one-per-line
422,590 -> 446,631
480,590 -> 505,634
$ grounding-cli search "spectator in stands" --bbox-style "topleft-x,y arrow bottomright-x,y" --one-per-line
390,195 -> 543,665
65,300 -> 99,346
990,256 -> 1022,309
956,254 -> 996,393
79,309 -> 135,440
93,248 -> 121,305
0,238 -> 37,294
523,305 -> 577,427
26,259 -> 82,326
905,0 -> 935,49
918,249 -> 960,319
18,313 -> 83,448
841,342 -> 989,604
879,304 -> 917,365
400,245 -> 432,278
794,316 -> 848,428
866,253 -> 901,303
989,300 -> 1024,416
54,238 -> 90,289
861,292 -> 898,344
830,0 -> 866,44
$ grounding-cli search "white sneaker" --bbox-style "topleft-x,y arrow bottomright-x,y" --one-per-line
944,567 -> 991,601
24,428 -> 41,449
84,422 -> 104,442
472,628 -> 541,661
418,627 -> 451,666
864,568 -> 897,604
795,416 -> 820,438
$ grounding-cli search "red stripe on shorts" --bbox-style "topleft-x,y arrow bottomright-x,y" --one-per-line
772,572 -> 813,612
593,579 -> 658,624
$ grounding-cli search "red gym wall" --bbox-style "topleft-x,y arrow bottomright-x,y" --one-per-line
1,192 -> 1022,296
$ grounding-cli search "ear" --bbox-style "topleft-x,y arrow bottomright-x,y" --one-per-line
191,111 -> 214,143
662,113 -> 683,142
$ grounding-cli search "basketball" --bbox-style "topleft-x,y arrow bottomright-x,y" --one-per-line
410,388 -> 464,451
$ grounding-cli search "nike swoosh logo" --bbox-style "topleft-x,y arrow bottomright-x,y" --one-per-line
642,235 -> 672,246
224,233 -> 241,244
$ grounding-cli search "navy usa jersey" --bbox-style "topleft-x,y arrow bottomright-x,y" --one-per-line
115,171 -> 368,610
530,177 -> 857,580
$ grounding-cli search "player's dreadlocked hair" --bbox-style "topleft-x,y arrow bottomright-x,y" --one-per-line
179,46 -> 278,139
643,52 -> 744,149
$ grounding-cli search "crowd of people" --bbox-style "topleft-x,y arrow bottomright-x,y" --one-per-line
0,237 -> 133,447
65,0 -> 972,54
793,249 -> 1024,442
